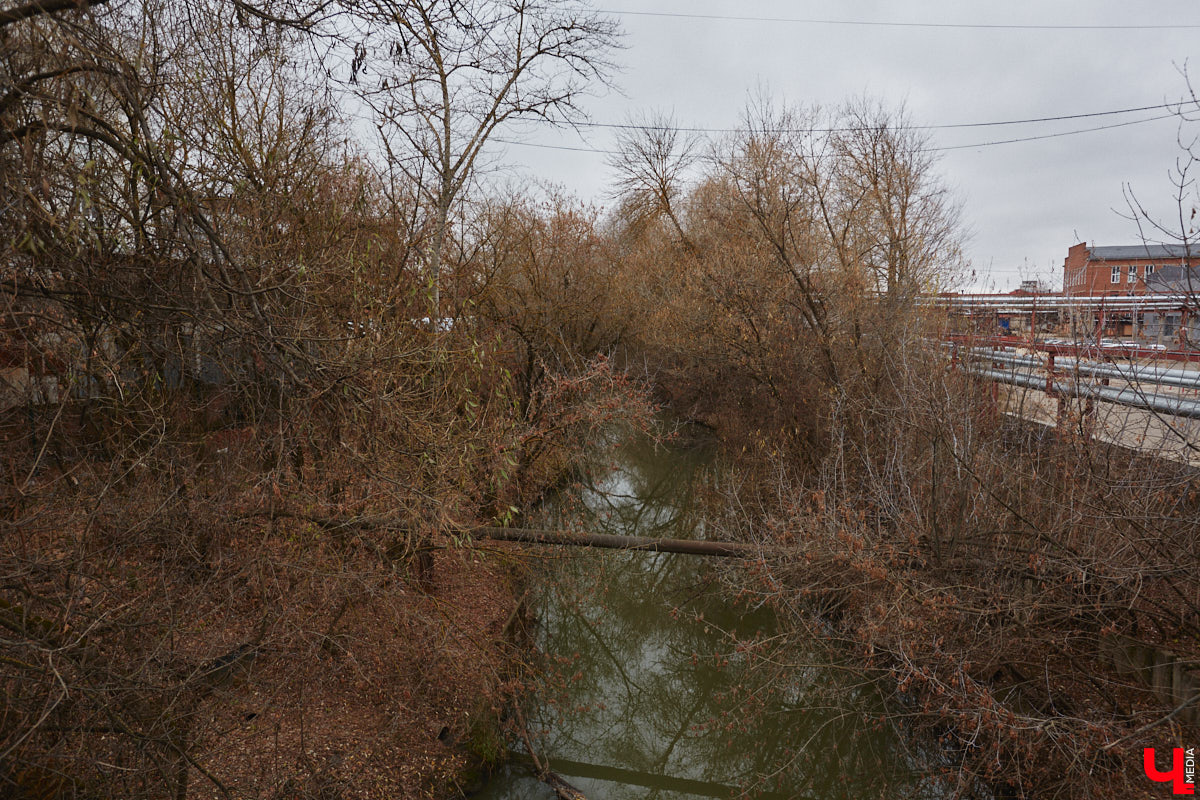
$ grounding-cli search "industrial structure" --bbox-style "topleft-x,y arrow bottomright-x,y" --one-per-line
938,241 -> 1198,344
1062,242 -> 1195,295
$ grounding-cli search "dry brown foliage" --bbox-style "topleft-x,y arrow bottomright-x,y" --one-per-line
1,2 -> 638,798
603,93 -> 1198,797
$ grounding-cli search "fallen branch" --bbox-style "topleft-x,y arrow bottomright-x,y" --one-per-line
544,771 -> 589,800
234,503 -> 765,558
467,526 -> 761,558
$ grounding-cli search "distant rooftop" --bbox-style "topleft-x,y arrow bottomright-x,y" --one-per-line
1089,244 -> 1195,260
1145,264 -> 1200,292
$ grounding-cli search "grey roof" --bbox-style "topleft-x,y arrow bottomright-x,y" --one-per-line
1144,265 -> 1200,293
1090,244 -> 1195,261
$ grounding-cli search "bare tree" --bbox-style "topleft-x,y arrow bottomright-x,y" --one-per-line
832,97 -> 962,299
606,110 -> 701,250
352,0 -> 621,319
1,2 -> 600,796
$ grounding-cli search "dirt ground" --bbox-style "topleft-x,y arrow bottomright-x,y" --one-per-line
180,544 -> 528,800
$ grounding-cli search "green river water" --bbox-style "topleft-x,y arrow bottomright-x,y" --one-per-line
476,426 -> 933,800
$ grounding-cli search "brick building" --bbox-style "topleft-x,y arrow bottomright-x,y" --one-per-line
1062,242 -> 1194,295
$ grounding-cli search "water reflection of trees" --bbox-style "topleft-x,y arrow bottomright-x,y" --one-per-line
523,430 -> 923,799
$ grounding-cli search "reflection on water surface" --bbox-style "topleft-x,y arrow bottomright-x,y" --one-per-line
477,427 -> 925,800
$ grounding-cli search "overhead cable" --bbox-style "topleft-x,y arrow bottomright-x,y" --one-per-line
598,9 -> 1200,31
490,112 -> 1177,156
532,103 -> 1185,134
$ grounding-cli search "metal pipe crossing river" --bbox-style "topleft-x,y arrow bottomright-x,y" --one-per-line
961,346 -> 1200,420
970,366 -> 1200,420
968,347 -> 1200,390
931,293 -> 1197,312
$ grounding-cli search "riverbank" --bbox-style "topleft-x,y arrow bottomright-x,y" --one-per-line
0,467 -> 535,800
698,413 -> 1200,799
182,542 -> 528,799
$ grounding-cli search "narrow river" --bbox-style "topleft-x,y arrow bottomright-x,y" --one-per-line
477,426 -> 928,799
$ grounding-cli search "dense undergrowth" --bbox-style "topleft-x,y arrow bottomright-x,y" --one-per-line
696,370 -> 1200,799
599,89 -> 1200,799
4,2 -> 1198,798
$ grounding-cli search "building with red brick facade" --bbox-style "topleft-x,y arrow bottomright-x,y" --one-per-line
1062,242 -> 1194,295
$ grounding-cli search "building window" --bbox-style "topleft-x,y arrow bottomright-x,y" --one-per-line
1111,265 -> 1121,283
1146,264 -> 1156,278
1128,264 -> 1137,282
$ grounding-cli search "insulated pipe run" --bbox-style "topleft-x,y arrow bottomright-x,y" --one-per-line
929,293 -> 1197,310
970,367 -> 1200,420
969,345 -> 1200,381
966,347 -> 1200,390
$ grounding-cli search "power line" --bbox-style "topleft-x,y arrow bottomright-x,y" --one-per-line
491,112 -> 1178,156
930,112 -> 1177,151
349,99 -> 1189,138
598,8 -> 1200,31
492,137 -> 619,155
535,102 -> 1184,134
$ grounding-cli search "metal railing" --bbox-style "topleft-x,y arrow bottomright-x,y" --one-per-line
959,345 -> 1200,419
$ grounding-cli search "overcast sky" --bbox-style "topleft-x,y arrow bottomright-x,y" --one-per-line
483,0 -> 1199,292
